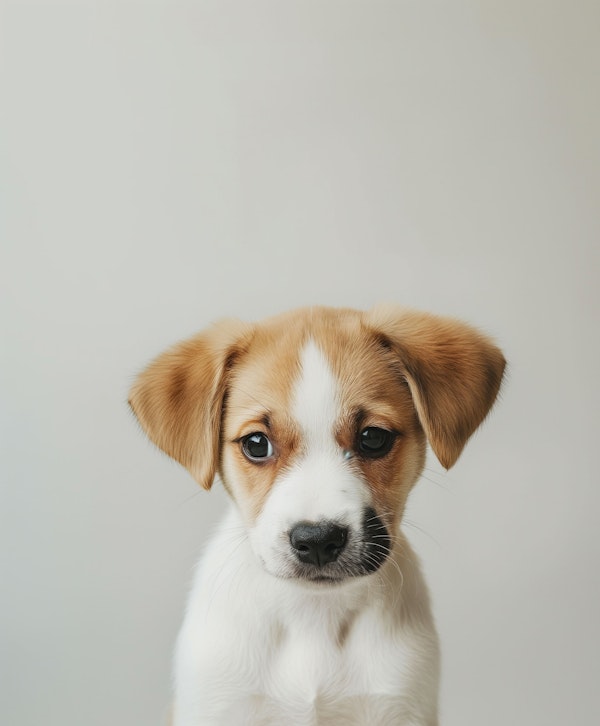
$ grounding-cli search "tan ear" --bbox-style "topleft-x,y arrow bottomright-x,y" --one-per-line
366,305 -> 506,469
129,319 -> 253,489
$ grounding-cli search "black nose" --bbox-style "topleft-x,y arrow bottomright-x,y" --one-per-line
289,521 -> 348,567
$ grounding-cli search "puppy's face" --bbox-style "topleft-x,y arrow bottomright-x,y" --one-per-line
130,306 -> 505,586
222,318 -> 425,584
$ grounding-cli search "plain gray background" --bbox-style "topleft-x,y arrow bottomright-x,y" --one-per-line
2,2 -> 599,725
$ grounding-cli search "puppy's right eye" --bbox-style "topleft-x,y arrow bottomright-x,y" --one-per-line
241,433 -> 274,462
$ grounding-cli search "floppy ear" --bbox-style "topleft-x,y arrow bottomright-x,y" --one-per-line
129,319 -> 253,489
366,305 -> 506,469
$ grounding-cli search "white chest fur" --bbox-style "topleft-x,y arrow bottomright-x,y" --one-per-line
172,509 -> 439,726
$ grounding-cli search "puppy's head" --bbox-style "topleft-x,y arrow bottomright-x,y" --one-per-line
130,306 -> 505,585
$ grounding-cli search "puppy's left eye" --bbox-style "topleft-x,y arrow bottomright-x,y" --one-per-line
358,427 -> 396,458
241,433 -> 274,462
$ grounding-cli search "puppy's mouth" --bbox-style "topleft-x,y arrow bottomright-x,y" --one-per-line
282,508 -> 392,584
306,575 -> 345,585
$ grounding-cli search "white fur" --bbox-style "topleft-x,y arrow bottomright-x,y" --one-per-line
173,342 -> 440,725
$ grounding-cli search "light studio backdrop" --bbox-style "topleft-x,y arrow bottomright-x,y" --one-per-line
2,2 -> 598,725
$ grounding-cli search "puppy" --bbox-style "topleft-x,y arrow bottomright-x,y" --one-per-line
129,305 -> 505,726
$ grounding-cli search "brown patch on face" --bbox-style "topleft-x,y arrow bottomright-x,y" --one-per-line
311,312 -> 428,530
220,312 -> 311,520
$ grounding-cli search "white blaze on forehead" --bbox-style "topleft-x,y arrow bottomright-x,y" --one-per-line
250,338 -> 371,569
292,340 -> 340,450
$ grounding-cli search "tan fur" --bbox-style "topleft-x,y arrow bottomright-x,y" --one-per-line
365,304 -> 506,469
316,313 -> 427,529
221,308 -> 426,524
128,318 -> 253,489
129,306 -> 505,504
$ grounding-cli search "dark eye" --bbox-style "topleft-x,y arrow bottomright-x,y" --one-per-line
241,433 -> 274,462
358,427 -> 396,458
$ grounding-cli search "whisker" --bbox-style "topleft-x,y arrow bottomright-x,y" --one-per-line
419,472 -> 453,493
402,518 -> 441,548
177,489 -> 203,506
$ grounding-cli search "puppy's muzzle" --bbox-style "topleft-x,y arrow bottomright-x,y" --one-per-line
289,521 -> 348,567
